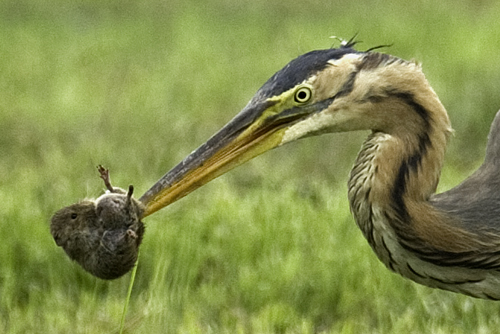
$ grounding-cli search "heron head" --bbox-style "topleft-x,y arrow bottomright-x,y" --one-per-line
140,44 -> 420,216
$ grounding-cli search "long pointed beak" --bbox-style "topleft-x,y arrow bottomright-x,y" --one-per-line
139,98 -> 317,217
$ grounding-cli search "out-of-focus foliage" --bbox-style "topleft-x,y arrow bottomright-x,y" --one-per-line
1,0 -> 500,332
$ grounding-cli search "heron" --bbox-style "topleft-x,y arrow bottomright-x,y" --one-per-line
139,42 -> 500,300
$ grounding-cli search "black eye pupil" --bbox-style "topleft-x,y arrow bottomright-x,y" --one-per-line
71,213 -> 78,219
295,88 -> 311,103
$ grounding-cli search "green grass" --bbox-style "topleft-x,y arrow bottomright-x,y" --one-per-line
2,0 -> 500,332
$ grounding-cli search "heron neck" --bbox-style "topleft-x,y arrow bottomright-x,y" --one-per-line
347,86 -> 460,250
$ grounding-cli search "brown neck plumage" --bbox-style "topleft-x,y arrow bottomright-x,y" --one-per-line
346,55 -> 485,255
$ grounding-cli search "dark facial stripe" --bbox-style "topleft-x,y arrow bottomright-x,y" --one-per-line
273,95 -> 336,122
335,70 -> 359,99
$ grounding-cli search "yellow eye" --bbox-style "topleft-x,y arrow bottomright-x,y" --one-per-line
294,87 -> 312,103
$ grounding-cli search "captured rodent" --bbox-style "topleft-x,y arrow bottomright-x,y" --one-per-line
50,166 -> 145,280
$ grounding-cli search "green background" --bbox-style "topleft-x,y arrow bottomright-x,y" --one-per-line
2,0 -> 500,332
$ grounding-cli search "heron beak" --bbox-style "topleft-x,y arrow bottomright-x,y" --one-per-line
139,98 -> 317,217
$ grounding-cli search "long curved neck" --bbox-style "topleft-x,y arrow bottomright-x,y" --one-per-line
346,61 -> 483,254
353,90 -> 450,216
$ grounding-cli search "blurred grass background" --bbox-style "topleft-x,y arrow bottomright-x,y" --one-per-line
1,0 -> 500,333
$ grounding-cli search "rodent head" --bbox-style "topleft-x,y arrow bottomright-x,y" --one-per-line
50,201 -> 99,254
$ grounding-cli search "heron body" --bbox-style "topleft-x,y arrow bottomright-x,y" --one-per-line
140,44 -> 500,299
